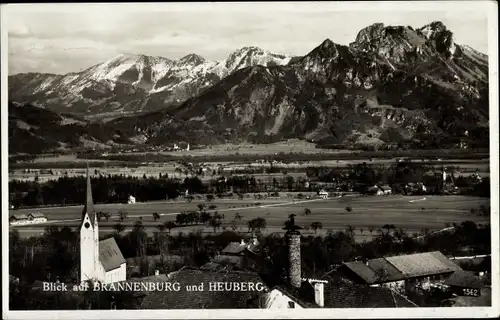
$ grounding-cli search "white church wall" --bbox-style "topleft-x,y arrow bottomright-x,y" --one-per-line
80,214 -> 96,283
103,263 -> 127,284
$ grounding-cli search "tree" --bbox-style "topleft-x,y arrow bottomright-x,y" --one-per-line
248,218 -> 267,233
176,213 -> 186,225
382,224 -> 396,235
304,208 -> 312,216
200,211 -> 211,224
113,223 -> 125,234
119,210 -> 128,222
197,204 -> 205,211
345,206 -> 353,213
234,213 -> 242,221
310,222 -> 323,233
152,212 -> 160,221
209,217 -> 221,233
103,212 -> 111,221
156,224 -> 168,264
208,204 -> 217,211
164,221 -> 176,233
206,194 -> 214,202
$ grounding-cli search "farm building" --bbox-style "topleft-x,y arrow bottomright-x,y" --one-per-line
318,189 -> 329,199
28,212 -> 47,223
201,235 -> 263,271
9,214 -> 29,225
366,184 -> 392,195
443,270 -> 488,297
128,195 -> 136,204
337,251 -> 462,294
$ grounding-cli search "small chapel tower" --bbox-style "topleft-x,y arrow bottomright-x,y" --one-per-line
80,164 -> 99,283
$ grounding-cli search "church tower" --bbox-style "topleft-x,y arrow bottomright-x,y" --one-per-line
80,165 -> 99,283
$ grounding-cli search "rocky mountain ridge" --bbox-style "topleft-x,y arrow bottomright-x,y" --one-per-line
9,46 -> 292,115
9,21 -> 489,153
111,21 -> 488,149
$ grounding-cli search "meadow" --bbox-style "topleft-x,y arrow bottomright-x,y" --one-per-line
10,195 -> 490,241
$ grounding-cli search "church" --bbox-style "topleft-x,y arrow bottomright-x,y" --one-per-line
80,167 -> 126,284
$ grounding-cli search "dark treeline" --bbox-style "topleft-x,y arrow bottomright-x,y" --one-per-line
9,219 -> 491,310
75,148 -> 489,163
9,160 -> 490,208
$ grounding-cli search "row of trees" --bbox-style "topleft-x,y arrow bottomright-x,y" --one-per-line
10,160 -> 489,209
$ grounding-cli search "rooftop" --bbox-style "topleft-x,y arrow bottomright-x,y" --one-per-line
342,251 -> 461,284
99,237 -> 126,272
444,270 -> 486,289
140,267 -> 269,309
323,276 -> 418,308
385,251 -> 460,278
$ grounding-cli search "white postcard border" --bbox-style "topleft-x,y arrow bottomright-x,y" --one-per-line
1,1 -> 498,319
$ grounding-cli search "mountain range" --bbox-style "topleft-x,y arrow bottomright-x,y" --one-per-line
8,21 -> 490,154
9,46 -> 291,115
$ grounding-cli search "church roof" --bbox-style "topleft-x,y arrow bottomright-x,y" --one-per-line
82,164 -> 96,227
99,237 -> 126,272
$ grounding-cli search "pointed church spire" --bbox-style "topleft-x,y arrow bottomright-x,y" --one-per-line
82,163 -> 96,226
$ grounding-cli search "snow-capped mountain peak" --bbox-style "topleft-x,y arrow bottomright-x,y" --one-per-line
178,53 -> 207,66
8,46 -> 295,114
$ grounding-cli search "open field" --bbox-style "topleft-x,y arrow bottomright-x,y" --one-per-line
10,195 -> 490,241
8,156 -> 490,182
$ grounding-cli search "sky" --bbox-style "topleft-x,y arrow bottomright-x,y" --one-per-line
4,1 -> 493,75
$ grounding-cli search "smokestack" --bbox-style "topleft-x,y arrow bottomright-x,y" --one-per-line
284,214 -> 303,288
314,282 -> 325,307
288,232 -> 301,288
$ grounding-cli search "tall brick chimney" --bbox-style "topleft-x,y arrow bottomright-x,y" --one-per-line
284,214 -> 303,288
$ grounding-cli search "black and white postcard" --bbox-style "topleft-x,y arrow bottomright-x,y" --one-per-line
1,1 -> 498,319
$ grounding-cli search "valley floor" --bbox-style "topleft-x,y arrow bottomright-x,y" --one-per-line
10,195 -> 490,241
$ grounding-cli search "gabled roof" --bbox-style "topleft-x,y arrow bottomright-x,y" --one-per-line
28,212 -> 46,218
323,277 -> 418,308
342,251 -> 461,283
221,242 -> 247,255
385,251 -> 459,278
444,270 -> 485,289
343,258 -> 405,284
379,185 -> 392,191
99,237 -> 126,272
222,240 -> 260,255
10,214 -> 29,220
140,268 -> 269,309
429,251 -> 462,271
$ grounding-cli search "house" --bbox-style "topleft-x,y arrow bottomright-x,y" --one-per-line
320,276 -> 418,308
405,182 -> 427,194
379,185 -> 392,195
201,235 -> 262,271
443,270 -> 487,297
28,212 -> 48,223
128,195 -> 136,204
366,185 -> 392,195
80,166 -> 126,284
338,251 -> 462,294
366,185 -> 384,195
318,189 -> 329,199
9,214 -> 29,225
